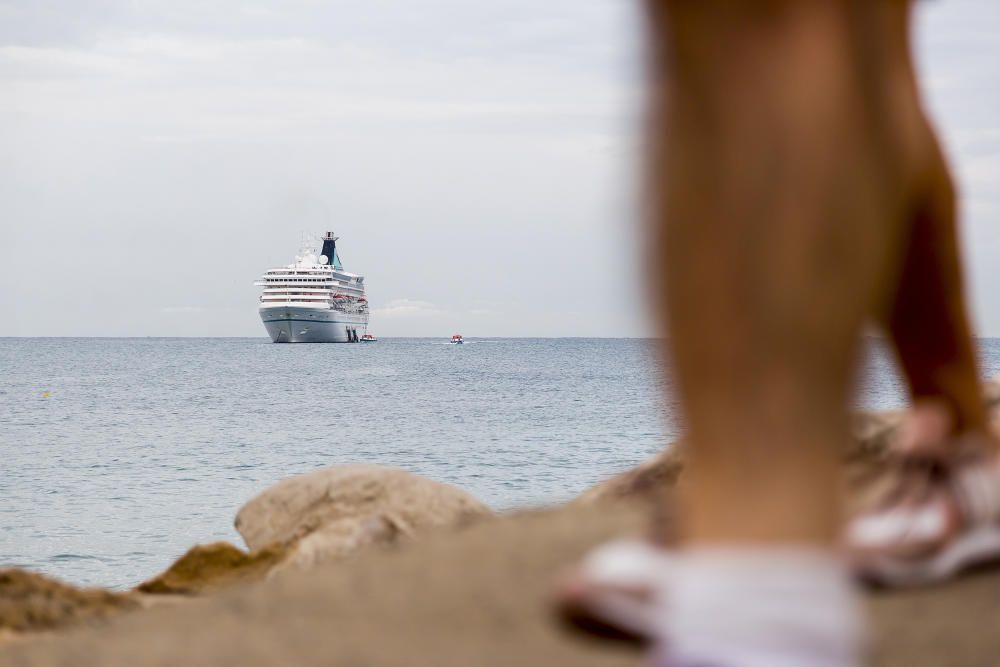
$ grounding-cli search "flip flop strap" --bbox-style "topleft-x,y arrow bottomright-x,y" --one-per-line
582,539 -> 673,589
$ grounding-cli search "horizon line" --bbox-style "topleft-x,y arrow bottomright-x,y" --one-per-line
1,334 -> 996,340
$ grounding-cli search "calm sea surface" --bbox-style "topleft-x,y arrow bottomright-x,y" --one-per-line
3,337 -> 1000,589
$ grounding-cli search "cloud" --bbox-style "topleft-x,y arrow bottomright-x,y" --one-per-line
159,305 -> 207,314
1,0 -> 997,337
372,299 -> 443,319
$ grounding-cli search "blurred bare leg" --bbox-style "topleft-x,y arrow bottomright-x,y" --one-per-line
885,137 -> 994,444
647,1 -> 914,546
848,1 -> 991,448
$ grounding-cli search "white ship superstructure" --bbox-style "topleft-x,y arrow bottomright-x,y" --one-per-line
254,232 -> 369,343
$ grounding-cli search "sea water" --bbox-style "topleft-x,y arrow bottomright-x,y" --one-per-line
3,337 -> 1000,588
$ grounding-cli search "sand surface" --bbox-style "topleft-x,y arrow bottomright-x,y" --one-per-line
3,501 -> 999,667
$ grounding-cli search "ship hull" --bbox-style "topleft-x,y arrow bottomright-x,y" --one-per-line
260,306 -> 367,343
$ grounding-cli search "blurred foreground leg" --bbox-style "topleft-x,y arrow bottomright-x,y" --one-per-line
827,5 -> 1000,587
849,133 -> 1000,585
642,2 -> 917,664
885,131 -> 991,440
649,2 -> 908,547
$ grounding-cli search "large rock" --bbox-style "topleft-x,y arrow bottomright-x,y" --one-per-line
573,446 -> 684,505
234,465 -> 494,564
136,467 -> 495,593
848,409 -> 904,462
136,542 -> 289,595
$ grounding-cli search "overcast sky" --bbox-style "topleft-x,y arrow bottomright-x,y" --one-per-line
1,0 -> 997,337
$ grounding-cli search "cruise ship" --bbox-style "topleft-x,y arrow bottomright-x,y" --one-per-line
254,232 -> 369,343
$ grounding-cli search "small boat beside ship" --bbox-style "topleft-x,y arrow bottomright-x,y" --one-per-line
360,333 -> 378,342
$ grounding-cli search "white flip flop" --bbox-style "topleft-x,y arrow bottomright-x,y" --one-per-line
850,461 -> 1000,587
554,538 -> 672,642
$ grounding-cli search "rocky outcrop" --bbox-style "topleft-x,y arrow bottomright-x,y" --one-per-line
0,465 -> 496,641
274,514 -> 405,574
0,569 -> 137,633
848,410 -> 905,462
235,464 -> 494,570
136,542 -> 289,595
573,446 -> 684,505
130,466 -> 494,595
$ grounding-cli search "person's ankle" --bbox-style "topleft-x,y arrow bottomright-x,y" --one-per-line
896,397 -> 1000,461
897,398 -> 954,455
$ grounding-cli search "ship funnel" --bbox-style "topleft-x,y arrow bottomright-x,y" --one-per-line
320,232 -> 343,270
